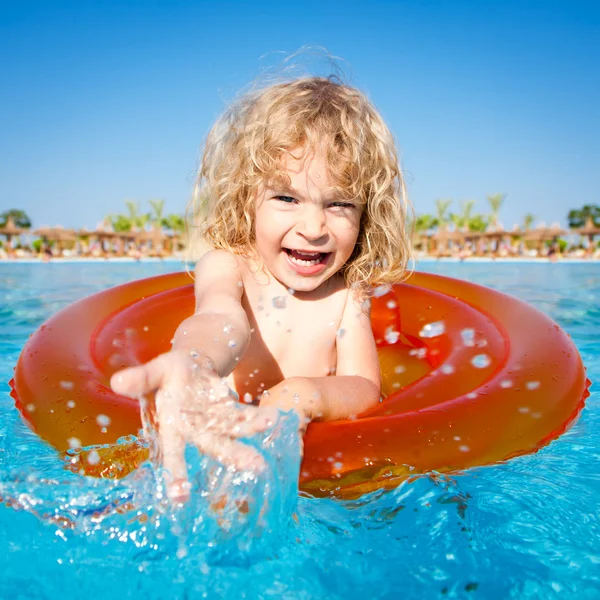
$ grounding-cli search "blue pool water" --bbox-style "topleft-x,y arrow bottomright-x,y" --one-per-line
1,260 -> 599,599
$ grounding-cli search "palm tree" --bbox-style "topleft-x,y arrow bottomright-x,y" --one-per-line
434,199 -> 452,231
148,199 -> 165,230
0,209 -> 32,229
522,213 -> 536,231
125,200 -> 149,231
450,200 -> 476,231
486,193 -> 506,229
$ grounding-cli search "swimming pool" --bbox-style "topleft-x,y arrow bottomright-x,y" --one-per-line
1,260 -> 599,598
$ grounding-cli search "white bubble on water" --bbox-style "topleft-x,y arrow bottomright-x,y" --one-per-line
419,321 -> 445,338
526,380 -> 540,390
500,379 -> 513,389
471,354 -> 491,368
60,380 -> 74,390
458,445 -> 470,453
394,365 -> 406,374
66,400 -> 76,409
441,364 -> 455,375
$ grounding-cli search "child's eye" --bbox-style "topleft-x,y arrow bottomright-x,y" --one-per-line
329,202 -> 355,209
275,195 -> 297,204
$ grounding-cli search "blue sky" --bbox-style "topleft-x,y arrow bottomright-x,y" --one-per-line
1,0 -> 598,229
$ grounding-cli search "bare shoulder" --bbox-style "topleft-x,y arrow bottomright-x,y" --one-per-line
194,249 -> 243,279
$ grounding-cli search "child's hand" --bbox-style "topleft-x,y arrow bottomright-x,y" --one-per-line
110,350 -> 277,502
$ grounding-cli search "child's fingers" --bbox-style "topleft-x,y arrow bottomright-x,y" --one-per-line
155,388 -> 189,502
110,355 -> 168,397
191,430 -> 267,473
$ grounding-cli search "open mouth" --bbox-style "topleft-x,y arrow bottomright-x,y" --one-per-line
284,248 -> 330,267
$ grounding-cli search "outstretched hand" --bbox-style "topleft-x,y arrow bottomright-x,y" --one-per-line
110,350 -> 278,503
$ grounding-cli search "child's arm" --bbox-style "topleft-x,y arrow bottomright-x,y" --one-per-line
110,250 -> 271,500
261,288 -> 381,426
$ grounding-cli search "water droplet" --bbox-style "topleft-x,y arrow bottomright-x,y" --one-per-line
337,328 -> 346,339
96,414 -> 111,427
384,327 -> 400,344
500,379 -> 513,389
458,445 -> 470,453
441,364 -> 455,374
87,450 -> 101,465
386,300 -> 397,309
409,347 -> 427,359
394,365 -> 406,374
228,340 -> 237,348
373,285 -> 392,297
419,321 -> 445,338
66,400 -> 76,409
518,406 -> 530,413
243,393 -> 253,404
526,380 -> 540,390
68,437 -> 81,449
143,325 -> 149,332
60,381 -> 74,390
272,296 -> 287,309
471,354 -> 491,368
223,324 -> 233,334
112,338 -> 124,348
460,328 -> 475,347
466,392 -> 478,399
453,435 -> 461,441
25,403 -> 35,412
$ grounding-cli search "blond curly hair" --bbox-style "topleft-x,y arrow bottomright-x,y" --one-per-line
188,76 -> 413,286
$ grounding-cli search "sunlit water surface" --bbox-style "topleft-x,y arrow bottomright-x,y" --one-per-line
1,260 -> 599,599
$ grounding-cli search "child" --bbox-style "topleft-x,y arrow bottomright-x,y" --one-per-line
111,76 -> 412,501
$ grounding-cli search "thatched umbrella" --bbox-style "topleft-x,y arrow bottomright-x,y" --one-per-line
574,217 -> 600,245
33,226 -> 78,255
0,216 -> 27,248
523,224 -> 566,254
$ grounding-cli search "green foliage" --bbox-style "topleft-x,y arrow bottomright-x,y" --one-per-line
0,209 -> 32,229
162,213 -> 186,233
567,204 -> 600,228
109,214 -> 133,232
467,214 -> 489,232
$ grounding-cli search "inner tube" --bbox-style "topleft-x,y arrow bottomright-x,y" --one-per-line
9,271 -> 589,498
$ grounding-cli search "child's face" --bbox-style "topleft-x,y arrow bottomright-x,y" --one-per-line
254,148 -> 362,293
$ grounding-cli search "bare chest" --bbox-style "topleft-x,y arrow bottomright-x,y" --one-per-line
230,282 -> 347,399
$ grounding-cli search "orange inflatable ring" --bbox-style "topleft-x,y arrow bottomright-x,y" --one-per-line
10,271 -> 589,498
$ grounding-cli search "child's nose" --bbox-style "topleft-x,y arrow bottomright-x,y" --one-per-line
297,206 -> 327,240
